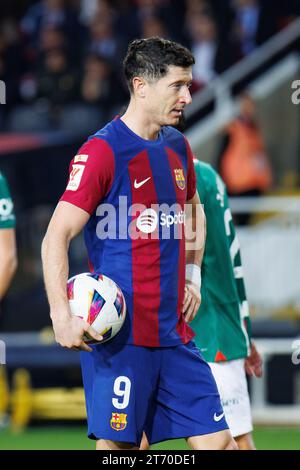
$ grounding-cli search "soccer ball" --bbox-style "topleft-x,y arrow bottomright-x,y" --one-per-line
67,272 -> 126,344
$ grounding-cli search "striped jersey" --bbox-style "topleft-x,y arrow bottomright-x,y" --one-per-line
61,117 -> 196,347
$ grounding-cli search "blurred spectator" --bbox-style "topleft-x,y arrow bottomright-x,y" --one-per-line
141,16 -> 169,38
89,14 -> 122,66
18,27 -> 70,104
1,0 -> 298,134
0,19 -> 24,109
232,0 -> 260,55
58,53 -> 127,136
124,0 -> 185,42
9,47 -> 79,132
135,0 -> 160,19
81,54 -> 113,107
21,0 -> 82,49
36,48 -> 79,108
39,26 -> 67,55
79,0 -> 99,26
188,12 -> 218,86
82,54 -> 127,110
231,0 -> 278,56
187,12 -> 237,89
21,0 -> 66,37
217,92 -> 273,224
93,0 -> 116,23
20,26 -> 75,102
185,0 -> 211,16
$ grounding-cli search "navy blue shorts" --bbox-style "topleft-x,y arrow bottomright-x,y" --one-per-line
80,340 -> 228,445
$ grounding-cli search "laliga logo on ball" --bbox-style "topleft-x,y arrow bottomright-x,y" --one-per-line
136,208 -> 158,234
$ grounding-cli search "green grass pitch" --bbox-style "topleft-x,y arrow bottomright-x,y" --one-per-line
1,426 -> 300,450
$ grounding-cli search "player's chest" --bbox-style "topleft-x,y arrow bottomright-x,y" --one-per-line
112,147 -> 187,206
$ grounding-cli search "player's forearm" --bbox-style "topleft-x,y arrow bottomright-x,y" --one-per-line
186,200 -> 206,267
0,229 -> 17,300
185,224 -> 205,266
0,256 -> 17,300
41,231 -> 72,321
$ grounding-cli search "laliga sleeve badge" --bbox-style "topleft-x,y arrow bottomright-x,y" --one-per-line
110,412 -> 127,431
66,164 -> 85,191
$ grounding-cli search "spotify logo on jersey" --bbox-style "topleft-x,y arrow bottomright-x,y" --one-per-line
136,208 -> 158,234
136,208 -> 185,234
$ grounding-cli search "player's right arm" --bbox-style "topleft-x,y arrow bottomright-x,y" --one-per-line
42,138 -> 114,351
41,201 -> 103,352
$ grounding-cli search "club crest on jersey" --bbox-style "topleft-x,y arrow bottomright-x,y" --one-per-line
110,412 -> 127,431
174,169 -> 185,190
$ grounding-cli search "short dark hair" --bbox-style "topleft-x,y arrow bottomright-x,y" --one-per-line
123,37 -> 195,93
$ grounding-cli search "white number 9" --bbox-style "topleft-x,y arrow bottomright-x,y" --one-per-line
112,376 -> 131,410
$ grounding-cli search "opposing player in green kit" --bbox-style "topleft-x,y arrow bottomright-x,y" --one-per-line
192,159 -> 262,450
0,171 -> 17,307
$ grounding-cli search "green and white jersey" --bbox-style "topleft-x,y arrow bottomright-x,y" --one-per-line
191,160 -> 251,362
0,172 -> 16,229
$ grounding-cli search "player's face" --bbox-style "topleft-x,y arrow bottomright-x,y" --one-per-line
145,66 -> 193,126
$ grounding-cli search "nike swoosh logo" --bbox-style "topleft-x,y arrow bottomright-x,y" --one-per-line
134,177 -> 151,189
213,412 -> 225,422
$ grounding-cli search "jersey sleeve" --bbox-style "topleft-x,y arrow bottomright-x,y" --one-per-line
0,173 -> 16,229
184,137 -> 196,201
60,137 -> 115,215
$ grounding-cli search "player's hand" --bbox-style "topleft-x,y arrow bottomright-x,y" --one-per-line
182,281 -> 201,323
245,342 -> 263,378
51,313 -> 102,352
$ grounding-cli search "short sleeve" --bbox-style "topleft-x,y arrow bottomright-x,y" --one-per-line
0,173 -> 16,229
60,137 -> 115,215
184,137 -> 196,201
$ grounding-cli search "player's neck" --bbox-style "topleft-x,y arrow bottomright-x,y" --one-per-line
121,104 -> 161,141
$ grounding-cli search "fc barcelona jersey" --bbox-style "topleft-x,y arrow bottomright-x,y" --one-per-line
61,117 -> 196,347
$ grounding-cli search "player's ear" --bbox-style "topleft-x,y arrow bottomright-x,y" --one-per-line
132,76 -> 146,98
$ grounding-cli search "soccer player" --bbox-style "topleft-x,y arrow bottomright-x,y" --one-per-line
0,171 -> 17,306
191,159 -> 262,450
42,37 -> 236,450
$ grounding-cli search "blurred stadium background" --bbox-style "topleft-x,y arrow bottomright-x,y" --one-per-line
0,0 -> 300,450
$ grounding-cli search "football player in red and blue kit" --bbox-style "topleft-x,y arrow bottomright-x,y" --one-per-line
42,37 -> 236,450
